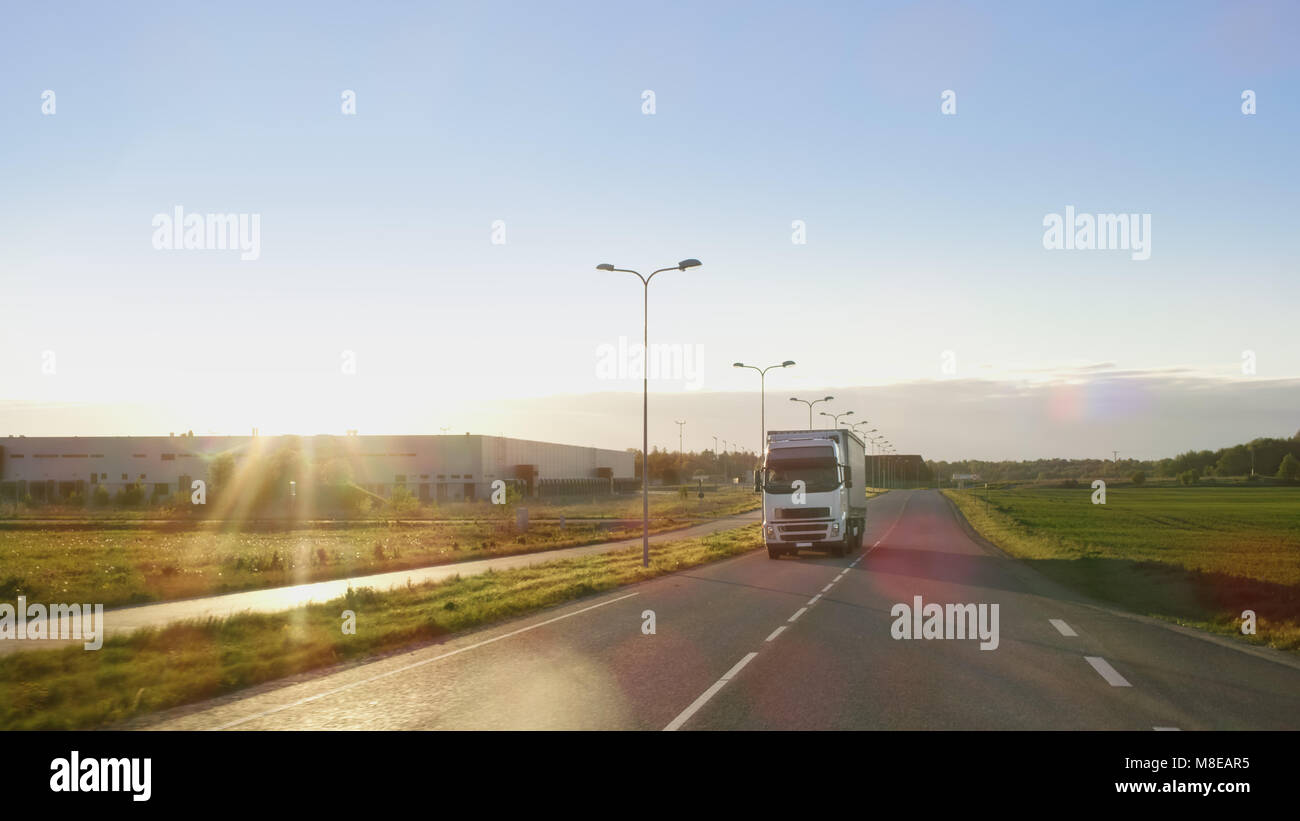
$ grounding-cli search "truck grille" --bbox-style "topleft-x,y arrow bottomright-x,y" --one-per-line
777,523 -> 828,540
776,507 -> 830,520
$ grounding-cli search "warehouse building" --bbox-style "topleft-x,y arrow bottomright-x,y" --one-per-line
0,433 -> 635,503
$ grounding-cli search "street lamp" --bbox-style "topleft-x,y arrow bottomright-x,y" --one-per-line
820,409 -> 854,428
598,258 -> 702,567
734,360 -> 795,460
852,424 -> 877,487
790,395 -> 834,429
869,434 -> 884,489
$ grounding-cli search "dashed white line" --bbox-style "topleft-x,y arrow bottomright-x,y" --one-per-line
1153,726 -> 1181,731
212,591 -> 640,730
1050,619 -> 1078,637
669,495 -> 912,733
664,652 -> 758,731
1084,656 -> 1132,687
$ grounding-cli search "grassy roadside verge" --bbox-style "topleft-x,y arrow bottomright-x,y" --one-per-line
0,525 -> 762,730
941,489 -> 1300,654
0,499 -> 759,608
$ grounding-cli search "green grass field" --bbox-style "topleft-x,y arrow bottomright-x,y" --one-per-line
0,489 -> 759,607
0,525 -> 762,730
943,485 -> 1300,652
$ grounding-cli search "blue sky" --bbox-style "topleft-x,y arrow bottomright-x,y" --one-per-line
2,0 -> 1297,457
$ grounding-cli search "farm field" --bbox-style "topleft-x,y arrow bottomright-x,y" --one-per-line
0,489 -> 759,607
944,485 -> 1300,651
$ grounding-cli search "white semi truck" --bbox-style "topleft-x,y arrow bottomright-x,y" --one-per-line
757,429 -> 868,559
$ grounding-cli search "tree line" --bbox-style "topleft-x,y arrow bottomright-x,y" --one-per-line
927,431 -> 1300,483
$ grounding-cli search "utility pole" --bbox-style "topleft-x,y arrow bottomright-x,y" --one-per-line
674,420 -> 686,470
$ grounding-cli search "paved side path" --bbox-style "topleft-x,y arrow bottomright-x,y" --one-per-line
0,511 -> 760,655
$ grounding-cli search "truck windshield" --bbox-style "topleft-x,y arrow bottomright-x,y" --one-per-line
764,450 -> 841,493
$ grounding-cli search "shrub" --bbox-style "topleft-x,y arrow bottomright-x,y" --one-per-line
1130,471 -> 1146,485
385,486 -> 419,517
1278,453 -> 1300,481
115,485 -> 145,506
1178,469 -> 1200,486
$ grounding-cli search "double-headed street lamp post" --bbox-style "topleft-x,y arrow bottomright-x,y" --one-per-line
820,410 -> 854,428
790,395 -> 834,429
733,360 -> 795,462
598,258 -> 702,567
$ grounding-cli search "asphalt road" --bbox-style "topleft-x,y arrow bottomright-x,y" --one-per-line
138,490 -> 1300,730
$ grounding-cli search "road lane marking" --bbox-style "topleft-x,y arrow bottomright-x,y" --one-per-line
211,591 -> 641,730
664,652 -> 758,731
788,607 -> 808,623
765,626 -> 787,642
1050,619 -> 1078,637
1154,727 -> 1180,731
821,583 -> 834,593
865,492 -> 912,555
1084,656 -> 1132,687
721,652 -> 757,680
807,594 -> 821,605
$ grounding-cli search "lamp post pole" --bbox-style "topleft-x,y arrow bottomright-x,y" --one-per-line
734,360 -> 795,462
598,258 -> 702,567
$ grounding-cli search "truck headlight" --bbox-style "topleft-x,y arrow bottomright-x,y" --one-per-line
766,526 -> 774,536
831,523 -> 840,534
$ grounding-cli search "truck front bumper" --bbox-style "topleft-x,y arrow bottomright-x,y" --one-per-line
765,519 -> 842,547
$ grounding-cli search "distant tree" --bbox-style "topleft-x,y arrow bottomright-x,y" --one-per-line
1215,445 -> 1251,477
1178,468 -> 1200,486
1278,453 -> 1300,481
209,453 -> 236,492
1130,470 -> 1146,485
385,485 -> 419,516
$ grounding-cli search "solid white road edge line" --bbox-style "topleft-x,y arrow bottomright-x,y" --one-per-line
211,591 -> 641,730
